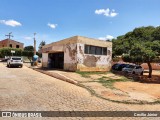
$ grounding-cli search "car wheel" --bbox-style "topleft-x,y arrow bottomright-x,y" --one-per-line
21,65 -> 23,68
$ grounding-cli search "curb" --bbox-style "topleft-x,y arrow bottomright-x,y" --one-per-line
33,68 -> 78,85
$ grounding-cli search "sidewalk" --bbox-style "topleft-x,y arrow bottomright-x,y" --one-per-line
33,68 -> 78,84
27,64 -> 160,105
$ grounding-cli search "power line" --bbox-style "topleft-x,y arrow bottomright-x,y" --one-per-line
5,32 -> 13,39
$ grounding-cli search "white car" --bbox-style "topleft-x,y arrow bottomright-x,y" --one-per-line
122,64 -> 135,73
132,65 -> 144,75
122,64 -> 144,75
7,56 -> 23,68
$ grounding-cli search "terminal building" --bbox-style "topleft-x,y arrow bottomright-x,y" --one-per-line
42,36 -> 112,72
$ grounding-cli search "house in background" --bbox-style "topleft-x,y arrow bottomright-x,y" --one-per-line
0,39 -> 24,49
42,36 -> 112,72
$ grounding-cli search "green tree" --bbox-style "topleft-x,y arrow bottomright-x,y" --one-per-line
38,41 -> 46,57
22,51 -> 34,62
23,46 -> 34,62
152,26 -> 160,40
0,47 -> 22,57
113,26 -> 160,78
24,46 -> 34,51
38,41 -> 46,50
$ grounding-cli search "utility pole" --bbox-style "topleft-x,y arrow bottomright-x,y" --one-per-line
34,33 -> 36,55
5,32 -> 13,39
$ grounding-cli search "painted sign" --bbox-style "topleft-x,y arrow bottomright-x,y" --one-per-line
11,50 -> 15,53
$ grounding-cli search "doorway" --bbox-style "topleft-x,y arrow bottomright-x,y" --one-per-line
48,52 -> 64,69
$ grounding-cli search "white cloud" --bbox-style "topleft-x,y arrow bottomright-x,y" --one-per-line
0,19 -> 22,27
98,35 -> 114,40
24,36 -> 32,40
47,23 -> 57,29
95,8 -> 118,17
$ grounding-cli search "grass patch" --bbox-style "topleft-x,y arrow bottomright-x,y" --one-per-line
98,76 -> 132,89
76,71 -> 110,78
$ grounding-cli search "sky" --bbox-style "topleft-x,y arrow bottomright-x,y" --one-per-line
0,0 -> 160,49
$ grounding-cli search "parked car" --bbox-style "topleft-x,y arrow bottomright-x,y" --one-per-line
112,63 -> 129,71
132,65 -> 144,75
112,63 -> 119,70
7,56 -> 23,68
122,64 -> 135,73
122,64 -> 144,75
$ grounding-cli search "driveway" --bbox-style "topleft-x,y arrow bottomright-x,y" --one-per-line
0,62 -> 159,120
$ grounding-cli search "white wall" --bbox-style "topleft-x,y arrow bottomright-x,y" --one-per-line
64,43 -> 77,71
42,53 -> 48,67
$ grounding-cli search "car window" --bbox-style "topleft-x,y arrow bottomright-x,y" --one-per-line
125,64 -> 130,68
12,58 -> 21,60
136,66 -> 142,69
129,65 -> 135,68
123,64 -> 129,67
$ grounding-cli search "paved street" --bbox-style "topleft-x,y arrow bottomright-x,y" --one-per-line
0,62 -> 160,120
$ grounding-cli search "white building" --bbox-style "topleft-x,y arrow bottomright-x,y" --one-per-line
42,36 -> 112,71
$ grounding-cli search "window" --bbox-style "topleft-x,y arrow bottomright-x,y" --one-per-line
135,66 -> 142,69
85,45 -> 89,54
12,58 -> 21,60
103,48 -> 107,55
89,46 -> 96,54
9,44 -> 12,48
16,45 -> 19,48
84,45 -> 107,55
95,47 -> 102,55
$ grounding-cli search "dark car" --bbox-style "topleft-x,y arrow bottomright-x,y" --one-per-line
112,63 -> 119,70
112,63 -> 129,71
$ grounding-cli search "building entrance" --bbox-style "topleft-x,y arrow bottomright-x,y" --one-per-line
48,52 -> 64,69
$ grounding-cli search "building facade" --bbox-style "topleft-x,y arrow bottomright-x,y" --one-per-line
0,39 -> 24,49
42,36 -> 112,71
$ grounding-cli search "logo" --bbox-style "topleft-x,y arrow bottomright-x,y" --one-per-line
2,112 -> 11,117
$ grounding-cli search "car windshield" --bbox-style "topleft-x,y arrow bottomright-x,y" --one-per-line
125,64 -> 135,68
12,58 -> 21,60
135,66 -> 142,69
121,64 -> 128,67
129,65 -> 135,68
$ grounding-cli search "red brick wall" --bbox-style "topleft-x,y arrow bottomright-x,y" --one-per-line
0,40 -> 8,48
0,39 -> 23,49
